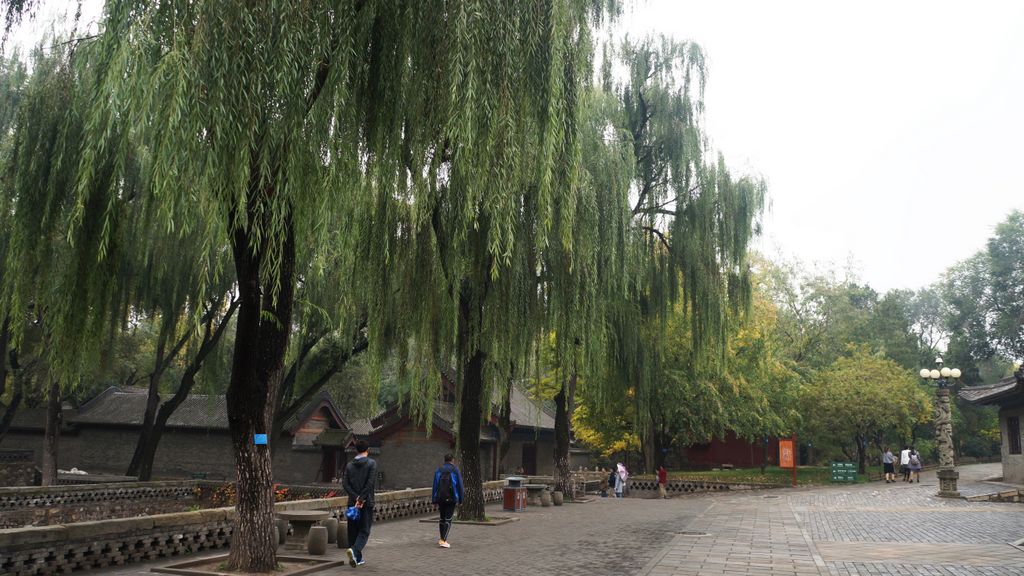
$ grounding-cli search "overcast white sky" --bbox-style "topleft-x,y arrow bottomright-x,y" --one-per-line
619,0 -> 1024,292
11,1 -> 1024,293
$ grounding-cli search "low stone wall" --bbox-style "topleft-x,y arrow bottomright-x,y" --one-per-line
628,478 -> 779,497
0,480 -> 506,576
965,488 -> 1023,503
0,481 -> 199,528
55,473 -> 139,485
0,450 -> 35,488
0,509 -> 233,576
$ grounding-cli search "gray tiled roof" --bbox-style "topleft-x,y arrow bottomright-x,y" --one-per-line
71,386 -> 347,432
347,418 -> 375,436
958,375 -> 1022,405
505,387 -> 556,431
73,387 -> 227,429
313,428 -> 351,447
8,407 -> 77,431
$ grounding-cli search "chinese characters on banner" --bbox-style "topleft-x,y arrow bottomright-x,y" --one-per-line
779,438 -> 795,469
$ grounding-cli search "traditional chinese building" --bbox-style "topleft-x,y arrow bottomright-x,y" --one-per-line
330,383 -> 589,490
2,386 -> 348,484
959,368 -> 1024,484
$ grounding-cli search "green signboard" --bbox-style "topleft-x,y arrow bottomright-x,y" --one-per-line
830,461 -> 857,483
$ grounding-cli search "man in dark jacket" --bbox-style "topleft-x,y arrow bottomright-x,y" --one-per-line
342,439 -> 377,567
431,453 -> 463,548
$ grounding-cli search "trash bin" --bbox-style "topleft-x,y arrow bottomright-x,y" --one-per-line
503,476 -> 527,511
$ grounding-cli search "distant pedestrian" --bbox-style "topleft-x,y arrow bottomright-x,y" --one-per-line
657,465 -> 668,499
432,453 -> 464,548
614,463 -> 628,498
908,448 -> 922,483
343,439 -> 377,567
899,445 -> 911,482
882,447 -> 896,483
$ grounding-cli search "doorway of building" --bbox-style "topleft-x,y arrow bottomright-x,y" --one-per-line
521,443 -> 537,475
321,449 -> 337,482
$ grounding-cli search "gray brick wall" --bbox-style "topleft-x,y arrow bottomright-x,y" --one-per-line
4,427 -> 328,482
1,431 -> 79,470
73,427 -> 235,479
372,423 -> 453,490
502,432 -> 556,476
1000,406 -> 1024,484
3,423 -> 519,488
271,445 -> 324,485
362,423 -> 497,491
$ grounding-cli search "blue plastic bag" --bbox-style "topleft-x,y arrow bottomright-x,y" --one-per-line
345,506 -> 361,522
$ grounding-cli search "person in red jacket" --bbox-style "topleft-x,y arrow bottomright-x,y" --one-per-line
657,466 -> 668,499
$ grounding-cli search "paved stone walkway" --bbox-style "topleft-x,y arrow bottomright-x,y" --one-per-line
98,464 -> 1022,576
643,464 -> 1024,576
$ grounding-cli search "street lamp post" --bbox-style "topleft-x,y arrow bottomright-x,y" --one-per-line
918,357 -> 961,498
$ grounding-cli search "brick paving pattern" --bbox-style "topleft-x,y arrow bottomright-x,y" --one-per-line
87,464 -> 1023,576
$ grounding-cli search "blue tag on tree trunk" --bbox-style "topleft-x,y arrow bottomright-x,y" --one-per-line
254,434 -> 268,445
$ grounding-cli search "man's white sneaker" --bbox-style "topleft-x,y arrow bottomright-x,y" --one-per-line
346,548 -> 356,567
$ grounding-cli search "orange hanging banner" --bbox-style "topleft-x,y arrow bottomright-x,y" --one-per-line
779,438 -> 795,469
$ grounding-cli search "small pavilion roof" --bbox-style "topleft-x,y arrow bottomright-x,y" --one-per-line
958,372 -> 1024,407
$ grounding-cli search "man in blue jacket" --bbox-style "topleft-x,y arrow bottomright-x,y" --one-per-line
431,453 -> 463,548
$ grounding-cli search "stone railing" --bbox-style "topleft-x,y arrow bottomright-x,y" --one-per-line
0,480 -> 198,511
628,478 -> 779,497
0,480 -> 201,529
0,450 -> 35,488
1,508 -> 233,576
0,479 -> 506,576
55,473 -> 139,485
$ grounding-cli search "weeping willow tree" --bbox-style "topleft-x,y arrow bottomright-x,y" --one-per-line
352,0 -> 622,521
578,36 -> 766,474
0,1 -> 624,569
0,52 -> 27,441
0,35 -> 239,484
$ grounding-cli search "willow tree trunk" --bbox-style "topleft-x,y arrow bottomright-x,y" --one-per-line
553,374 -> 576,497
457,349 -> 487,521
0,320 -> 20,444
133,301 -> 237,481
126,329 -> 168,477
41,379 -> 61,486
855,434 -> 867,474
495,370 -> 514,473
137,365 -> 203,481
224,213 -> 296,572
642,419 -> 656,474
760,436 -> 767,472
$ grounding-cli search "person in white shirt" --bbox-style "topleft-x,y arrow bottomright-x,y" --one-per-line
899,446 -> 911,482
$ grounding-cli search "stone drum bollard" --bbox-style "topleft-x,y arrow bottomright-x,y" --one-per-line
307,525 -> 328,555
336,520 -> 349,549
540,489 -> 552,507
275,518 -> 288,545
552,490 -> 564,506
323,517 -> 339,544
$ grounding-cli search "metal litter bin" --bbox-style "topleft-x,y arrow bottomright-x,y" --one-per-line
503,476 -> 527,511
